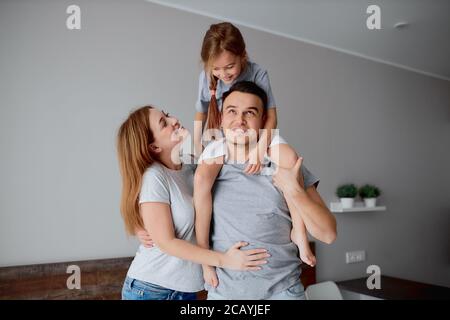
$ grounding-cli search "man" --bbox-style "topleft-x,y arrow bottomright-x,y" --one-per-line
195,81 -> 336,300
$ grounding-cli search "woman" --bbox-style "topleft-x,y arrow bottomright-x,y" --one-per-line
116,106 -> 269,300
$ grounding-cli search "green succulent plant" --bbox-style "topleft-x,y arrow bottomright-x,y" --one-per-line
336,184 -> 358,198
358,184 -> 381,198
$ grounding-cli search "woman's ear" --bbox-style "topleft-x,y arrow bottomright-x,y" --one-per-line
149,143 -> 161,154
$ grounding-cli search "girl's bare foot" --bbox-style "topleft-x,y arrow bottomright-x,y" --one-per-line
291,228 -> 316,267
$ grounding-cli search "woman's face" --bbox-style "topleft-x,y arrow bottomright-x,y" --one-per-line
148,108 -> 187,155
210,50 -> 243,85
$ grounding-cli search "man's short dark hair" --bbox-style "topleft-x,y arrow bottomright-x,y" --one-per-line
222,81 -> 268,111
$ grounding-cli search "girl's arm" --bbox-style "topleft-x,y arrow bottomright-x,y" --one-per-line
194,111 -> 207,124
141,201 -> 268,270
245,108 -> 278,174
273,158 -> 337,244
268,141 -> 299,170
194,159 -> 223,251
194,112 -> 207,158
261,108 -> 277,150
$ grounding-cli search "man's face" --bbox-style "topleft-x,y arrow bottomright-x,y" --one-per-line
221,91 -> 266,145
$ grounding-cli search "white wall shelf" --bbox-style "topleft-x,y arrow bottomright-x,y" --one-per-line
329,202 -> 386,213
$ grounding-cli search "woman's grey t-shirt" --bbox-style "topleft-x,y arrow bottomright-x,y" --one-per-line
206,161 -> 320,299
126,162 -> 204,293
195,60 -> 276,113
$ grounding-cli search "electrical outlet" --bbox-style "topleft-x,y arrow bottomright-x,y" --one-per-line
346,250 -> 366,264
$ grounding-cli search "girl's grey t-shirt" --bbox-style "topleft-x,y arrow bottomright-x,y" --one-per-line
206,161 -> 320,299
195,60 -> 276,113
126,162 -> 204,293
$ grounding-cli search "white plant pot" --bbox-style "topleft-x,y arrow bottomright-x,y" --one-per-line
340,198 -> 354,209
364,198 -> 377,208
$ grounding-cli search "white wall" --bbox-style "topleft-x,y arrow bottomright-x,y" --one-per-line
1,0 -> 449,287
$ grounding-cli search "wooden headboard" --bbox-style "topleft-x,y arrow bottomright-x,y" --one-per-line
0,242 -> 316,300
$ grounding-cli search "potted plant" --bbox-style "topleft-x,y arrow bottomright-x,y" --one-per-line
336,184 -> 358,209
358,184 -> 381,207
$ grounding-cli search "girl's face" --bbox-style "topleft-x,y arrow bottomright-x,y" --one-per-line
148,108 -> 187,155
210,50 -> 243,85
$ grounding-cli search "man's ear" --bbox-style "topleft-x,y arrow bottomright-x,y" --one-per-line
149,143 -> 161,154
262,112 -> 267,126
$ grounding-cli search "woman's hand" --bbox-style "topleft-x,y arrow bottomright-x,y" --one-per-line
222,241 -> 269,271
202,265 -> 219,288
135,227 -> 154,248
272,157 -> 305,195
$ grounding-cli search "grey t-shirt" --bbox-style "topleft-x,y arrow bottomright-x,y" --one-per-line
195,60 -> 276,113
126,162 -> 204,293
206,161 -> 319,299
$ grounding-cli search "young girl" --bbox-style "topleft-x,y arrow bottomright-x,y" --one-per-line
194,22 -> 315,286
194,22 -> 275,173
117,106 -> 269,300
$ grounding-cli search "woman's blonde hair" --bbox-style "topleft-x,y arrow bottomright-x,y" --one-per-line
117,106 -> 155,235
200,22 -> 248,130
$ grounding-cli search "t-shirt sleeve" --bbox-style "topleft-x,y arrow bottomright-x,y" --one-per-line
139,167 -> 170,204
195,71 -> 210,113
255,69 -> 276,109
301,164 -> 320,189
198,138 -> 226,162
269,133 -> 288,147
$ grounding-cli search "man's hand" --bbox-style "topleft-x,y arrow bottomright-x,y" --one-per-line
272,157 -> 305,195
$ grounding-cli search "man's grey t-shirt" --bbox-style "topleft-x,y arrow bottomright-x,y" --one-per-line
206,162 -> 319,299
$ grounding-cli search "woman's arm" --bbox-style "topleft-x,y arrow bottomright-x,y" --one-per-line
194,160 -> 223,251
141,202 -> 268,270
273,158 -> 337,244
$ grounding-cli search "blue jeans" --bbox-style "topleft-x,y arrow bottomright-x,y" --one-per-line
121,277 -> 198,300
207,280 -> 306,300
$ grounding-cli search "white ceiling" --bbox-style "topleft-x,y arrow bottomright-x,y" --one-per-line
146,0 -> 450,81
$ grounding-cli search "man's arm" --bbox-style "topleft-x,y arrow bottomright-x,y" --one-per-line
284,185 -> 337,244
273,158 -> 337,244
